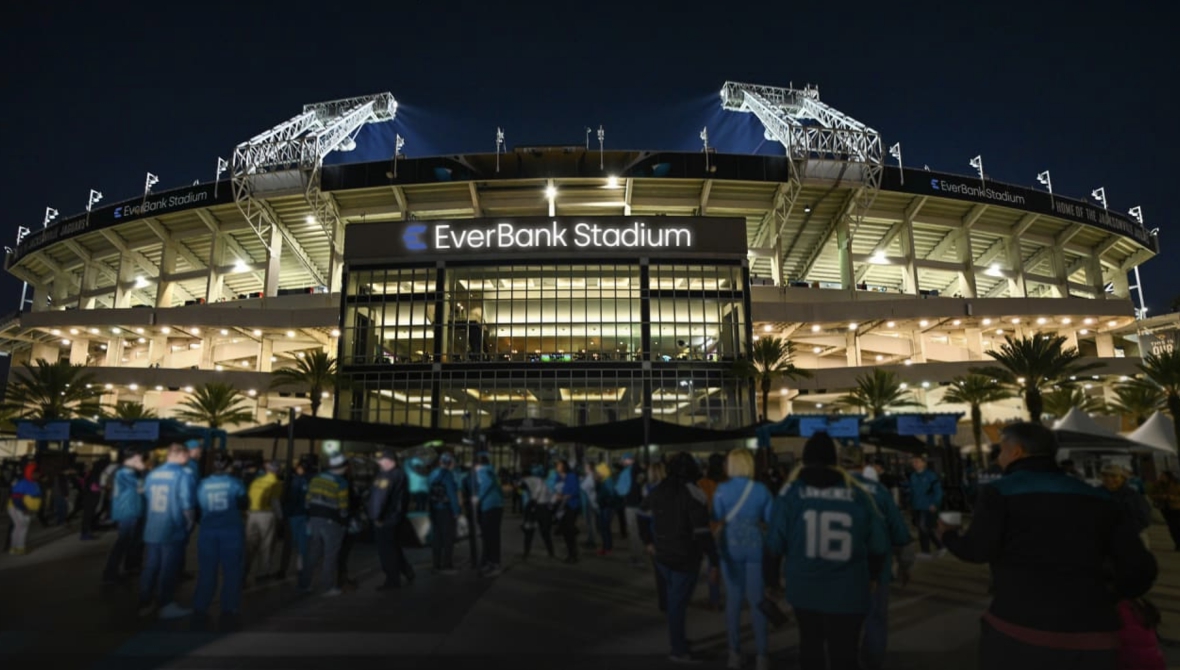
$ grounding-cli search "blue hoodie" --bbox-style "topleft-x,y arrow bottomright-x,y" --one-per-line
561,471 -> 581,511
852,472 -> 912,584
143,463 -> 197,544
110,466 -> 144,523
908,469 -> 943,511
428,467 -> 461,515
475,466 -> 504,512
615,464 -> 633,500
197,474 -> 247,530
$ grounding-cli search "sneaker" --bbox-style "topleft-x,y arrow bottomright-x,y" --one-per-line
158,603 -> 193,620
728,650 -> 743,669
669,653 -> 703,664
322,588 -> 343,597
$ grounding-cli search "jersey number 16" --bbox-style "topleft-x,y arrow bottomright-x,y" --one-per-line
802,509 -> 853,561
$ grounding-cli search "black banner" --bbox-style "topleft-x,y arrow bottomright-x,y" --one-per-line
345,216 -> 750,264
881,167 -> 1157,252
13,181 -> 234,260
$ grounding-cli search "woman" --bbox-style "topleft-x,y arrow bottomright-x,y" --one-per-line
639,460 -> 668,610
713,449 -> 774,670
698,453 -> 726,611
595,462 -> 617,556
8,463 -> 43,555
580,462 -> 599,550
554,460 -> 581,563
519,464 -> 556,560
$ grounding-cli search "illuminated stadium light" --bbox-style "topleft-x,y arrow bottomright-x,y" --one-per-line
545,184 -> 558,199
700,127 -> 710,171
144,172 -> 159,195
496,127 -> 505,172
889,143 -> 903,183
233,259 -> 249,273
1129,206 -> 1144,225
985,264 -> 1004,277
1037,170 -> 1052,194
969,155 -> 984,184
597,125 -> 605,170
606,175 -> 619,189
87,189 -> 103,212
1091,187 -> 1107,210
43,207 -> 59,228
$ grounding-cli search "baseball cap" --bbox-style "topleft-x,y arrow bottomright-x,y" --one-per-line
328,454 -> 347,469
184,439 -> 203,450
373,450 -> 397,462
440,453 -> 455,466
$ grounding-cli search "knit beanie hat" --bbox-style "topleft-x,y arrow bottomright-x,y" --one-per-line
802,432 -> 838,466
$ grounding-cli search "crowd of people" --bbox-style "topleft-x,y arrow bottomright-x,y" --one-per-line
2,423 -> 1173,668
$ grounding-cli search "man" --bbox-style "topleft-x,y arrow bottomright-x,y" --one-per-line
7,462 -> 42,555
301,453 -> 350,596
245,461 -> 283,584
846,449 -> 913,670
616,452 -> 645,565
178,439 -> 204,579
639,452 -> 720,664
473,452 -> 504,576
769,433 -> 887,670
1100,463 -> 1152,547
938,422 -> 1157,669
369,449 -> 414,590
427,453 -> 461,573
908,455 -> 944,558
1149,471 -> 1180,551
139,443 -> 198,619
277,456 -> 313,579
192,454 -> 248,630
103,450 -> 146,583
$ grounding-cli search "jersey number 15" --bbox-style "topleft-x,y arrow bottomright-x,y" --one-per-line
802,509 -> 853,561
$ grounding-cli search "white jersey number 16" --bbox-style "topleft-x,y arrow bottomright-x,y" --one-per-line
802,509 -> 853,561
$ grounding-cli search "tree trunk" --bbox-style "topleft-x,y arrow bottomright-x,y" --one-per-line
760,377 -> 771,423
971,404 -> 984,466
1025,388 -> 1043,423
311,394 -> 321,418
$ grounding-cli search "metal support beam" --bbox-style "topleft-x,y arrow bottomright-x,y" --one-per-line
699,179 -> 713,215
797,188 -> 861,281
469,182 -> 483,217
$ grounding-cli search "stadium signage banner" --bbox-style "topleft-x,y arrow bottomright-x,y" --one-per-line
883,168 -> 1157,251
346,216 -> 749,262
13,182 -> 233,261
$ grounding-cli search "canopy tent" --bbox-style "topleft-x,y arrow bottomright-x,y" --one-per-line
484,417 -> 567,443
230,415 -> 464,449
754,414 -> 866,449
550,417 -> 750,450
1054,429 -> 1156,454
1125,411 -> 1178,454
15,419 -> 105,445
1051,407 -> 1115,436
100,418 -> 228,451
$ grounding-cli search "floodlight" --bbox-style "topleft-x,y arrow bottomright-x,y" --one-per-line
144,172 -> 159,195
1036,170 -> 1052,193
87,189 -> 104,212
1129,206 -> 1143,225
44,207 -> 59,228
216,157 -> 228,177
969,155 -> 983,182
1091,187 -> 1107,209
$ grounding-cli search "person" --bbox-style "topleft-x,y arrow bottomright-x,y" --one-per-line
179,439 -> 204,580
519,464 -> 556,560
427,453 -> 461,573
276,456 -> 313,579
7,463 -> 42,556
1148,471 -> 1180,551
1059,459 -> 1084,480
767,433 -> 888,670
937,422 -> 1158,670
580,461 -> 599,550
473,452 -> 504,576
79,456 -> 108,541
139,443 -> 198,619
642,460 -> 669,611
103,450 -> 146,583
640,452 -> 719,664
1116,598 -> 1165,670
192,454 -> 248,630
847,448 -> 913,670
554,459 -> 582,564
301,453 -> 350,596
1101,463 -> 1153,547
698,453 -> 726,611
908,454 -> 944,558
369,449 -> 414,590
459,462 -> 480,570
595,462 -> 617,557
712,449 -> 773,670
616,453 -> 646,565
245,460 -> 283,584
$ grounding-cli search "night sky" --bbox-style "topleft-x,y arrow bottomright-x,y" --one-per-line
1,1 -> 1175,312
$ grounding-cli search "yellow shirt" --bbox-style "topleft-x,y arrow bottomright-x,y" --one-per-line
248,472 -> 282,513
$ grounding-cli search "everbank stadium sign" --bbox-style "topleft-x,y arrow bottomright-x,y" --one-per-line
12,183 -> 232,261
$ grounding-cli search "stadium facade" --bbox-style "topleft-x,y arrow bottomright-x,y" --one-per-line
0,83 -> 1162,444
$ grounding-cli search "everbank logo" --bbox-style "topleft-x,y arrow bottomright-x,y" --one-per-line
929,178 -> 1026,206
114,190 -> 209,218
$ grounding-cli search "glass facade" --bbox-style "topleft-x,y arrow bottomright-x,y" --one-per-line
339,261 -> 752,431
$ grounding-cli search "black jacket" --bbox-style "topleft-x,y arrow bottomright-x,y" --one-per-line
638,476 -> 719,573
368,467 -> 409,525
943,456 -> 1157,633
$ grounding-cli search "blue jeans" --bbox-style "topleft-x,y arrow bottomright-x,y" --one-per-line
861,581 -> 890,669
657,563 -> 700,656
913,510 -> 943,553
583,502 -> 597,545
722,559 -> 768,655
139,541 -> 184,607
103,518 -> 142,579
288,516 -> 309,569
597,507 -> 614,551
193,526 -> 245,615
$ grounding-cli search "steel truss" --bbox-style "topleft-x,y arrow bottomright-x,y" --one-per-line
232,93 -> 398,289
722,82 -> 883,287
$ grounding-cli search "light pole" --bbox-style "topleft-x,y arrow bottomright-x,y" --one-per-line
1091,187 -> 1107,210
1127,205 -> 1148,320
1037,170 -> 1053,208
969,155 -> 984,187
215,157 -> 228,197
496,127 -> 504,173
143,172 -> 159,208
597,125 -> 604,170
394,134 -> 405,178
43,207 -> 59,229
16,226 -> 31,311
700,127 -> 709,172
86,189 -> 103,226
889,142 -> 903,184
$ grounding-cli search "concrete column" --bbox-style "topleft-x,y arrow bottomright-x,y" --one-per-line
31,284 -> 49,312
1084,256 -> 1105,300
254,392 -> 271,424
845,331 -> 860,367
1005,235 -> 1027,298
51,274 -> 71,310
899,218 -> 919,295
104,338 -> 123,366
68,338 -> 90,365
956,230 -> 977,298
31,342 -> 60,363
770,235 -> 784,287
911,330 -> 928,363
1095,333 -> 1115,358
259,338 -> 275,373
113,253 -> 137,308
147,336 -> 169,367
78,263 -> 99,310
1108,269 -> 1130,299
264,225 -> 282,297
836,216 -> 854,293
1049,248 -> 1070,298
200,335 -> 216,369
1063,330 -> 1080,351
156,241 -> 178,308
206,234 -> 225,303
964,328 -> 984,360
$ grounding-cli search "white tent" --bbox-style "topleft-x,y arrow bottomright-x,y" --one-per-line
1052,407 -> 1116,436
1125,411 -> 1177,454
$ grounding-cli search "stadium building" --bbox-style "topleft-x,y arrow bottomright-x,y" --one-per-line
0,83 -> 1162,447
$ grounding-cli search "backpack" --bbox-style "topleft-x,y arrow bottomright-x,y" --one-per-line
429,475 -> 450,508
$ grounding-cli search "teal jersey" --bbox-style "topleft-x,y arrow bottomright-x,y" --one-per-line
768,473 -> 888,614
197,474 -> 247,530
142,463 -> 197,544
851,473 -> 912,584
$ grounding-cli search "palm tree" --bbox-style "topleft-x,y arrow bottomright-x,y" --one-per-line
1138,350 -> 1180,442
175,383 -> 255,429
271,350 -> 339,418
974,335 -> 1105,423
837,368 -> 920,418
941,374 -> 1013,465
733,338 -> 812,422
109,401 -> 158,420
2,358 -> 104,420
1106,381 -> 1164,427
1041,386 -> 1105,420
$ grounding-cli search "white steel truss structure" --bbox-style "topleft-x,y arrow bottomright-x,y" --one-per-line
721,82 -> 883,284
232,93 -> 398,289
